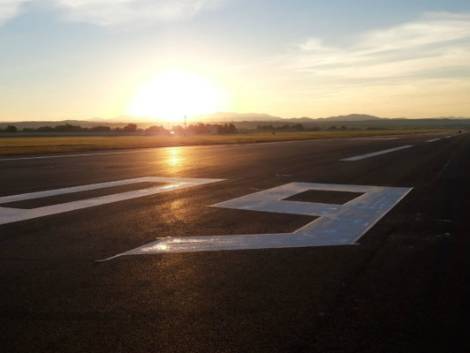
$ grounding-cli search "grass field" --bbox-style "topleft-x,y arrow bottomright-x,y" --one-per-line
0,129 -> 454,156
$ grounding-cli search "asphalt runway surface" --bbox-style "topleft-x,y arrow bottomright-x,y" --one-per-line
0,133 -> 469,353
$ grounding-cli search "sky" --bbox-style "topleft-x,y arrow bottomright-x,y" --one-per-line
1,0 -> 470,122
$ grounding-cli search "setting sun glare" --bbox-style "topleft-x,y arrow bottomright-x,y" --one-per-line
127,70 -> 229,123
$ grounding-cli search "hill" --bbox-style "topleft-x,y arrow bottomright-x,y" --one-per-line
316,114 -> 384,122
196,112 -> 283,122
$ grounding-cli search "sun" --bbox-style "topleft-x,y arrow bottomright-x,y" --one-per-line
128,70 -> 228,122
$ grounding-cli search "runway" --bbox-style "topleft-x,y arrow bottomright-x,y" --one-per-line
1,132 -> 469,353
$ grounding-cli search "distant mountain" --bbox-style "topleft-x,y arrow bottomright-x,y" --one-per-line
196,112 -> 283,122
316,114 -> 384,122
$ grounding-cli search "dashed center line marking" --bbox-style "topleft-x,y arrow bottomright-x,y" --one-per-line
340,145 -> 413,162
0,135 -> 420,163
426,138 -> 442,143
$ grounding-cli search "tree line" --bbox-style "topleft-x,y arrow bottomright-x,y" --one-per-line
0,123 -> 238,135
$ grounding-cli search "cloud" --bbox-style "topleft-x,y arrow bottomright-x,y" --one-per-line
359,12 -> 470,52
299,38 -> 333,53
290,12 -> 470,82
55,0 -> 223,26
0,0 -> 223,26
0,0 -> 28,25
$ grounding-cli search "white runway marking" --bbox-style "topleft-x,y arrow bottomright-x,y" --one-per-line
426,138 -> 442,143
101,182 -> 412,260
0,177 -> 223,226
340,145 -> 413,162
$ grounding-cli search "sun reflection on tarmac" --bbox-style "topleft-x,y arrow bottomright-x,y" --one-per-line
166,147 -> 185,169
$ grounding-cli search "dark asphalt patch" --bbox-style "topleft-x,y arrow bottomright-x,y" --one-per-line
286,190 -> 363,204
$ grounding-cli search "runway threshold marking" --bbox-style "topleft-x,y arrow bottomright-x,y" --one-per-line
0,177 -> 223,226
340,145 -> 413,162
101,182 -> 412,260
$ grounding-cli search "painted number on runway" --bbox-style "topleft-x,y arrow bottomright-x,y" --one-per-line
104,182 -> 412,260
0,177 -> 223,226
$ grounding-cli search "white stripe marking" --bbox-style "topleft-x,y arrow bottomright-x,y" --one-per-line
426,138 -> 441,143
340,145 -> 413,162
101,182 -> 412,260
0,177 -> 223,226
